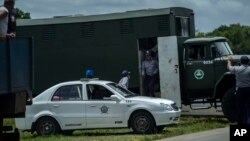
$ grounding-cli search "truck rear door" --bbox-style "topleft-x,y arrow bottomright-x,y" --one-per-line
157,36 -> 181,107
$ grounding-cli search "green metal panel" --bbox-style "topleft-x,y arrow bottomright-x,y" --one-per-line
0,38 -> 33,94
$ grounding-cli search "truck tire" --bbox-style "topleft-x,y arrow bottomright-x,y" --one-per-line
155,125 -> 165,133
130,112 -> 155,134
221,88 -> 237,122
35,117 -> 60,136
62,130 -> 74,135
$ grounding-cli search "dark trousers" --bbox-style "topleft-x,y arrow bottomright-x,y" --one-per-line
236,87 -> 250,125
144,75 -> 157,97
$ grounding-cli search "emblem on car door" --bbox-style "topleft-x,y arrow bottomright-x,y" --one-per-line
100,105 -> 109,113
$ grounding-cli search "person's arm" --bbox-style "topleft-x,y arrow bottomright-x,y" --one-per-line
7,10 -> 16,38
141,61 -> 145,76
119,77 -> 127,89
227,56 -> 233,69
123,77 -> 129,89
0,10 -> 8,20
6,32 -> 15,38
227,56 -> 236,74
153,60 -> 159,75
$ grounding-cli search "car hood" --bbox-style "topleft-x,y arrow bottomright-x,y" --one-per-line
126,96 -> 175,105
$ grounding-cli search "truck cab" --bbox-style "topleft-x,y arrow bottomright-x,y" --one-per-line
181,36 -> 250,121
182,37 -> 233,104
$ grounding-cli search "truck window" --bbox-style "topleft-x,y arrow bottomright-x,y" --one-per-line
211,42 -> 233,58
186,45 -> 206,60
176,17 -> 190,37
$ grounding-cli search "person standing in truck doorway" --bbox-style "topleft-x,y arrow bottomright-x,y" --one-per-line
227,56 -> 250,125
142,51 -> 159,97
0,0 -> 15,41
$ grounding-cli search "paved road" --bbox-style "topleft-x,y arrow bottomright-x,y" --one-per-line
157,103 -> 228,141
157,127 -> 229,141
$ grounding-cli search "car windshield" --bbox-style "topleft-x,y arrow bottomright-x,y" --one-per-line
107,83 -> 136,97
213,41 -> 233,57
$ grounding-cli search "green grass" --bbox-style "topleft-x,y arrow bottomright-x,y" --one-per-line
4,116 -> 230,141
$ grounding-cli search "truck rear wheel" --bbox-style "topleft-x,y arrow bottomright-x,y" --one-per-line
221,88 -> 237,122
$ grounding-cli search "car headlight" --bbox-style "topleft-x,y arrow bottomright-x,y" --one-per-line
160,103 -> 173,111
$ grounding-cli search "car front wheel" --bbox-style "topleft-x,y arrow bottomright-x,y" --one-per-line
131,111 -> 155,134
35,117 -> 60,136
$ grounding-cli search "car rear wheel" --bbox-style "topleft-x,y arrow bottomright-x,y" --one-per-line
131,112 -> 155,134
35,117 -> 60,136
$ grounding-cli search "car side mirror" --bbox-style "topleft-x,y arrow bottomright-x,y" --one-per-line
110,95 -> 121,103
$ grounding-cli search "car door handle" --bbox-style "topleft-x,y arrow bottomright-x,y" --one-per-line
52,105 -> 60,108
89,105 -> 97,107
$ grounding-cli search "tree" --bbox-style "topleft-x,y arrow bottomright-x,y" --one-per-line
196,24 -> 250,54
15,8 -> 31,19
196,32 -> 206,37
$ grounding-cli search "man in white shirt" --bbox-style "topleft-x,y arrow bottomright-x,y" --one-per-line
0,0 -> 15,40
228,55 -> 250,125
142,51 -> 158,97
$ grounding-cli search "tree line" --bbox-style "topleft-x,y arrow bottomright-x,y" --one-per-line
196,24 -> 250,54
15,8 -> 30,19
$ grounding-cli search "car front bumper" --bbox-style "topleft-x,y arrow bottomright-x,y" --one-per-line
153,110 -> 181,126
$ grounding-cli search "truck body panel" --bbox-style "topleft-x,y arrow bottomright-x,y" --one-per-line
0,38 -> 33,117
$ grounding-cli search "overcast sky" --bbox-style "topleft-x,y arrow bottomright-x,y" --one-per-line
10,0 -> 250,32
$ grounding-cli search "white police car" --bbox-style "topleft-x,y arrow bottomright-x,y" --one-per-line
15,79 -> 181,136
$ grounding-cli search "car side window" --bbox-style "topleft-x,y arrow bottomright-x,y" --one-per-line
87,84 -> 113,100
52,85 -> 82,101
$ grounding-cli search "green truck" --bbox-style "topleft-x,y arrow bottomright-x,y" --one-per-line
16,7 -> 246,121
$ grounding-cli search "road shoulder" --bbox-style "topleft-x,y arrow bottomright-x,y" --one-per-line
157,127 -> 229,141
